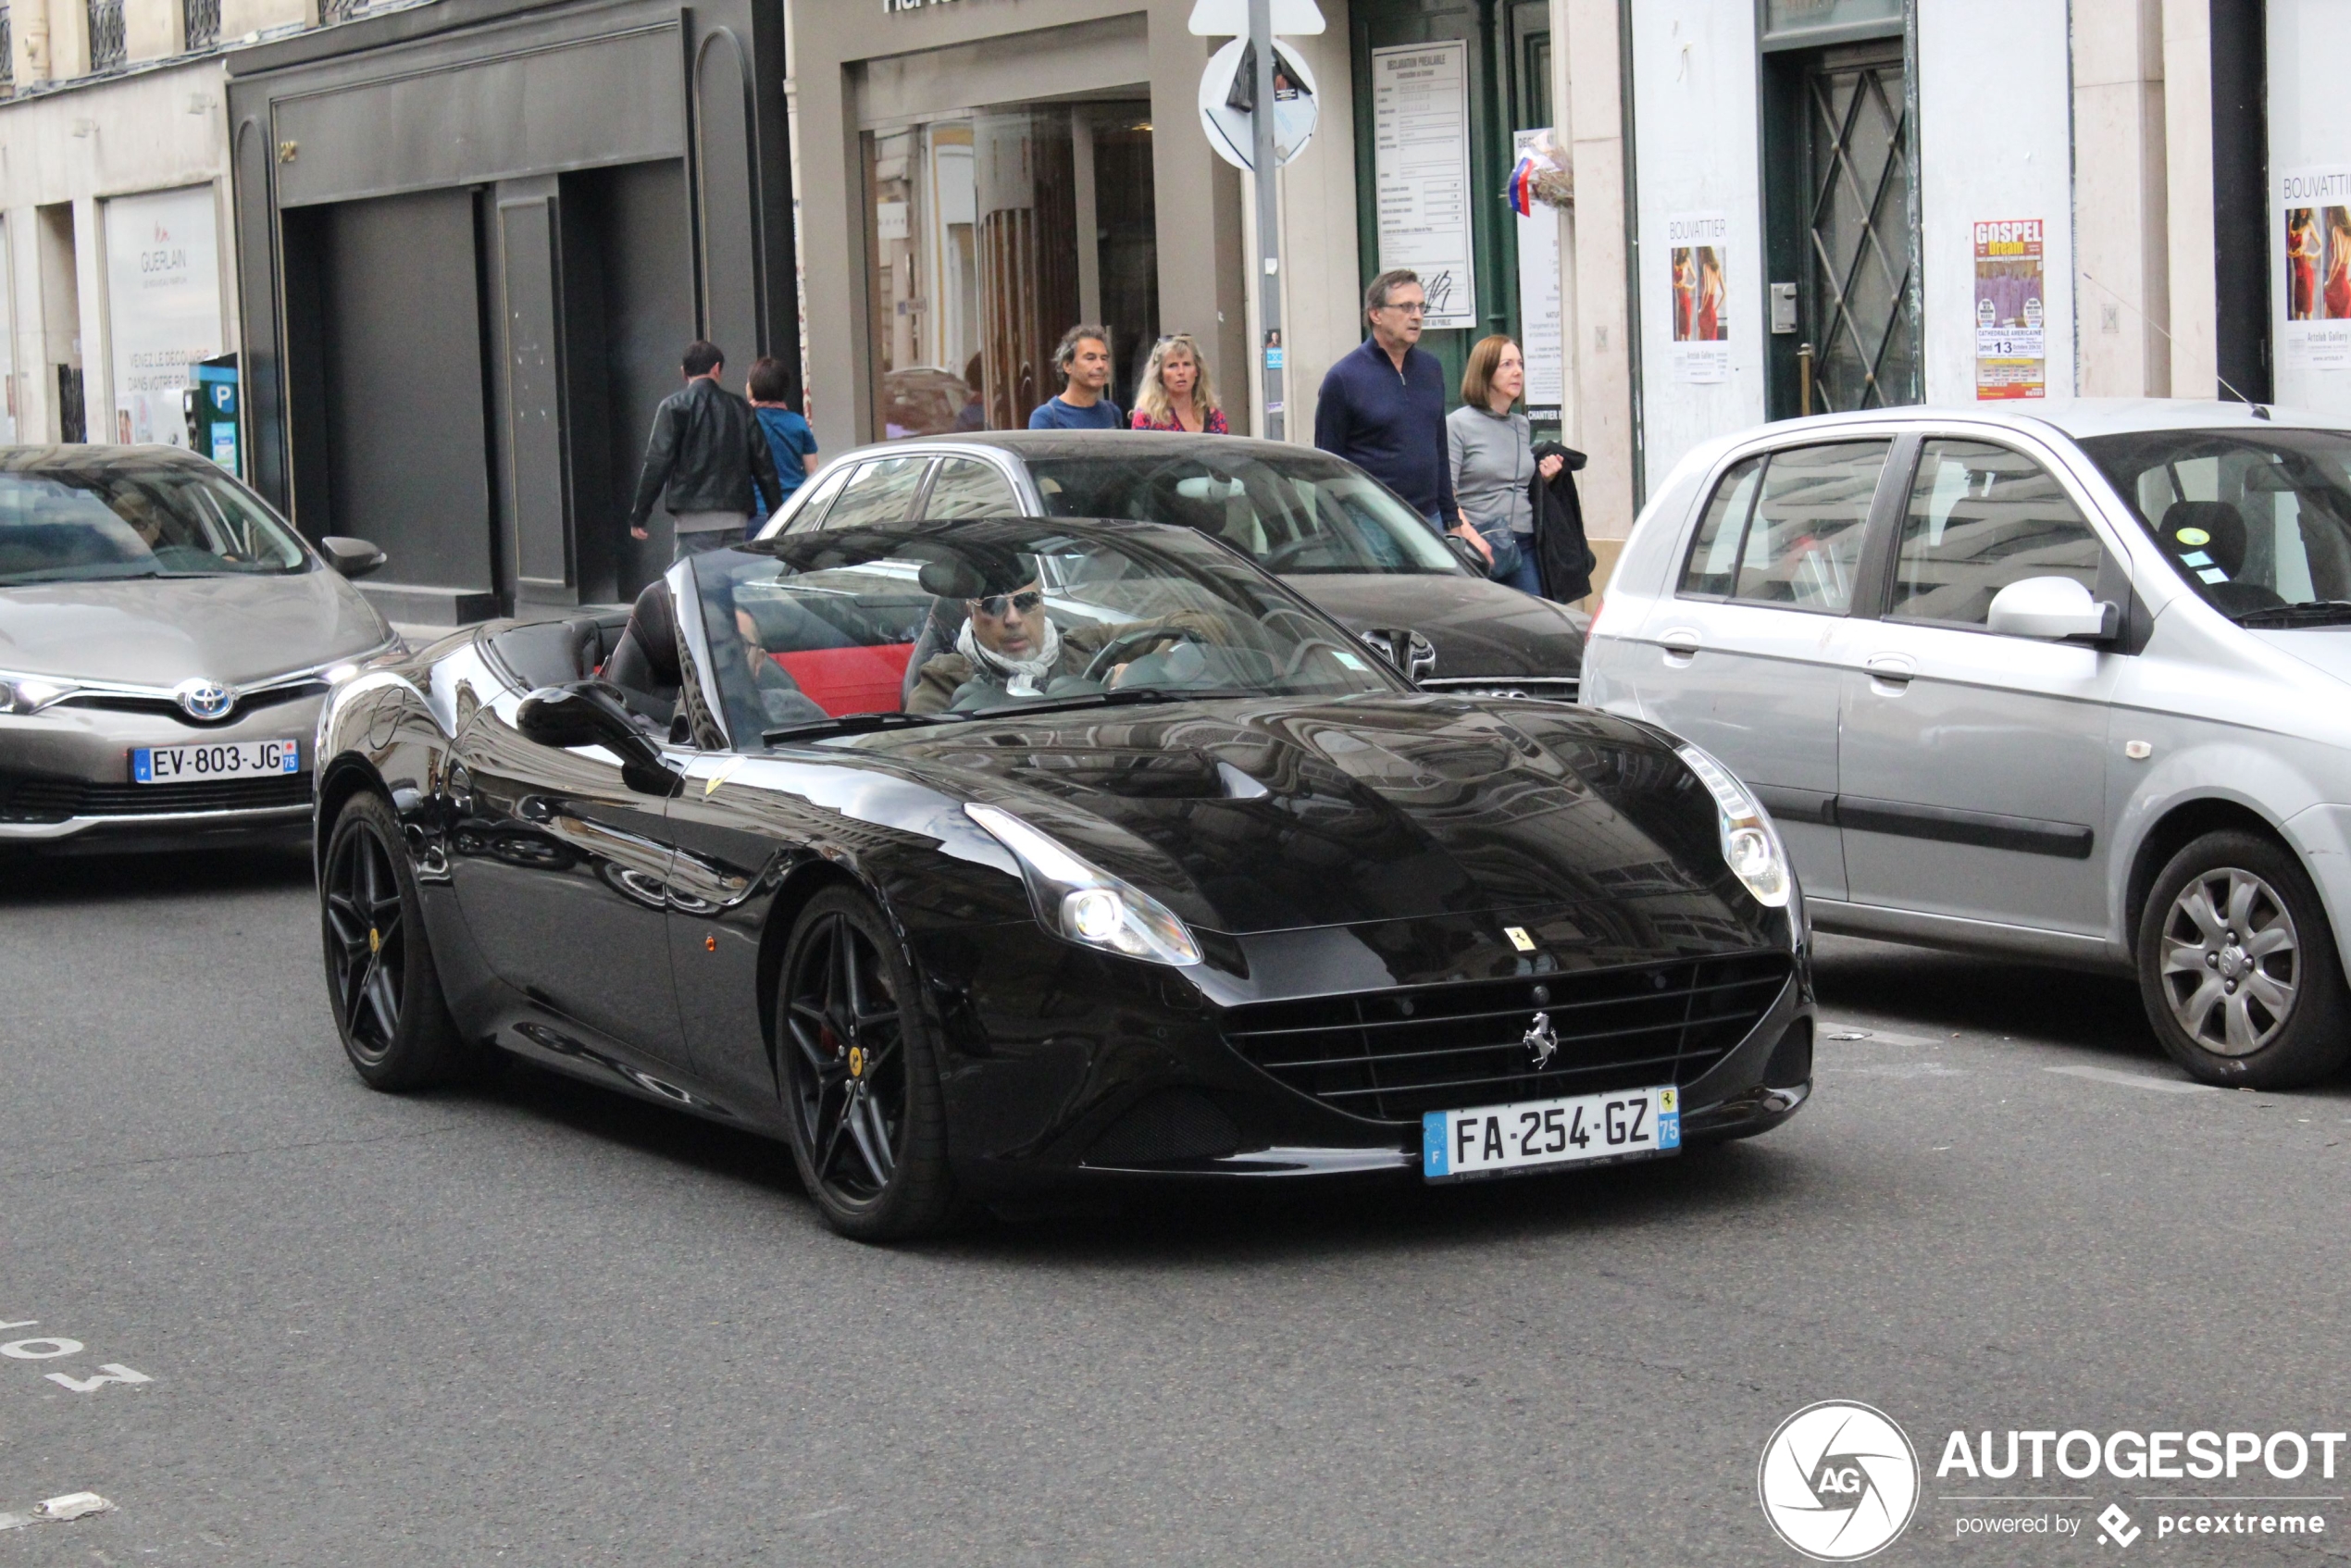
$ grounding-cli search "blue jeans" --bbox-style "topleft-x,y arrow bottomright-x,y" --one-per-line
672,529 -> 739,565
1490,540 -> 1544,596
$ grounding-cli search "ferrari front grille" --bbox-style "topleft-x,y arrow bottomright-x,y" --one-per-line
1219,951 -> 1792,1124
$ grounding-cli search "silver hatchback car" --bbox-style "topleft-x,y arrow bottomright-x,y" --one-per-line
1586,399 -> 2351,1089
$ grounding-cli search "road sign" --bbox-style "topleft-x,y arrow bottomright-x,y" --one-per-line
1187,0 -> 1324,35
1197,36 -> 1319,171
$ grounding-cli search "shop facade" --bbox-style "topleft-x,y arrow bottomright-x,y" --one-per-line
226,0 -> 796,622
1578,0 -> 2274,529
791,1 -> 1583,454
0,57 -> 239,454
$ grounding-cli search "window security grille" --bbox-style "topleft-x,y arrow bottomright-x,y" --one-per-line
182,0 -> 218,50
86,0 -> 125,69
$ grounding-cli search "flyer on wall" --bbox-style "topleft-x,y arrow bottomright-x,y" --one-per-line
1370,43 -> 1478,331
2280,167 -> 2351,369
1973,218 -> 2046,400
1666,211 -> 1729,384
1511,128 -> 1565,420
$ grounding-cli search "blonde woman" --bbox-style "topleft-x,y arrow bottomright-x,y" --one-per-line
1130,333 -> 1230,433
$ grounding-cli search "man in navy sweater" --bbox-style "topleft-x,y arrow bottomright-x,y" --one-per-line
1314,270 -> 1470,547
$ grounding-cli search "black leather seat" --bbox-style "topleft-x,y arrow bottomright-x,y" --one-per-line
605,580 -> 681,724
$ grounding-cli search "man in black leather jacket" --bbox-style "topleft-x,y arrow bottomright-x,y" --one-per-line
627,340 -> 785,562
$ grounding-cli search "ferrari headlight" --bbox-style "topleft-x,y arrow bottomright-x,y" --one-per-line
1674,744 -> 1791,909
0,673 -> 78,715
964,803 -> 1203,966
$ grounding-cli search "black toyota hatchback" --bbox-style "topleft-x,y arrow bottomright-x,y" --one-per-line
315,516 -> 1809,1240
765,431 -> 1588,703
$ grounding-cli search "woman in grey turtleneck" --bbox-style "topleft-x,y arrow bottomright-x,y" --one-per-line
1447,335 -> 1563,596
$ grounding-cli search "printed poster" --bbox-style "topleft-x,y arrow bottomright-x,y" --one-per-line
1974,218 -> 2046,400
1372,43 -> 1478,330
1513,129 -> 1565,417
2280,167 -> 2351,370
1667,211 -> 1729,384
104,186 -> 224,449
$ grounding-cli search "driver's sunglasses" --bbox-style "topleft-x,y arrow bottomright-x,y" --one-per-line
971,590 -> 1043,617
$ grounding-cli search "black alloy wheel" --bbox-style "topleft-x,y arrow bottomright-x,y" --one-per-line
320,791 -> 466,1089
2137,829 -> 2351,1089
777,887 -> 957,1240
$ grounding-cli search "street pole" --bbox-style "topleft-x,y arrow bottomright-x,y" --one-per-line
1250,0 -> 1284,441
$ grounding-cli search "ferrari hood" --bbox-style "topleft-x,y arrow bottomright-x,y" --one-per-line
1283,573 -> 1584,678
865,695 -> 1767,946
0,569 -> 392,686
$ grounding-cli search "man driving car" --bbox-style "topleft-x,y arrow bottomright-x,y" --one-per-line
904,558 -> 1225,715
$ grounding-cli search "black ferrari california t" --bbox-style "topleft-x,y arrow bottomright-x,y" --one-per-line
314,516 -> 1812,1239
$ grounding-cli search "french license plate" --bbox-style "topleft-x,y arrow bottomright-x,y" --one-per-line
1423,1084 -> 1680,1182
131,738 -> 301,783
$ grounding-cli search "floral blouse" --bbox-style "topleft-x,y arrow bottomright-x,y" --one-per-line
1131,406 -> 1231,434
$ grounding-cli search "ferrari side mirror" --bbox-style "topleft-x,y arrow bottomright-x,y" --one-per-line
515,681 -> 683,797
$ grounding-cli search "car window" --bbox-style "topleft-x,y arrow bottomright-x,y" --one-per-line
1678,442 -> 1884,613
821,457 -> 930,530
926,457 -> 1020,518
1680,456 -> 1763,597
1026,449 -> 1460,575
2078,428 -> 2351,625
1888,441 -> 2104,627
1735,442 -> 1885,612
0,463 -> 309,585
783,464 -> 852,532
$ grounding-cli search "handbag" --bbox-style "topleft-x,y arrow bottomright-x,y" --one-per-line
1474,517 -> 1524,581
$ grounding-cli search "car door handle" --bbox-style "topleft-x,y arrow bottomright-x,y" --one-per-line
1660,628 -> 1702,663
1863,653 -> 1916,689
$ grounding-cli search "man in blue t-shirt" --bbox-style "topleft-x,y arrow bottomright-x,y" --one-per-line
1028,326 -> 1124,430
746,356 -> 818,531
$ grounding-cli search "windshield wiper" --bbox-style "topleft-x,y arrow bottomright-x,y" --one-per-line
2232,600 -> 2351,628
764,711 -> 964,744
985,687 -> 1236,718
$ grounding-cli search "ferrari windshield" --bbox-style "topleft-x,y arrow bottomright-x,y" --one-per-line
0,460 -> 309,586
2078,428 -> 2351,626
687,518 -> 1407,743
1024,447 -> 1462,576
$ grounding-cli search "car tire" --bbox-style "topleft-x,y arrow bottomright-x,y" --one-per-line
775,887 -> 959,1241
319,791 -> 468,1091
2136,829 -> 2351,1089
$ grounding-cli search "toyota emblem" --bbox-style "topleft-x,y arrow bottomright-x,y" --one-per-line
1523,1011 -> 1559,1069
173,678 -> 236,720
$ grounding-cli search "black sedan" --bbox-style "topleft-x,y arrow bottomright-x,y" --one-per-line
766,431 -> 1588,703
315,516 -> 1810,1239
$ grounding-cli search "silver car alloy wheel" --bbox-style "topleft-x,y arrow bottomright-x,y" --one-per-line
2159,867 -> 2300,1056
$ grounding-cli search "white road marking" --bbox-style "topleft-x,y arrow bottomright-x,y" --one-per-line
46,1364 -> 151,1393
0,1338 -> 83,1360
2044,1064 -> 2219,1095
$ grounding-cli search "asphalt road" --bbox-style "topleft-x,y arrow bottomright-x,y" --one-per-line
4,846 -> 2348,1566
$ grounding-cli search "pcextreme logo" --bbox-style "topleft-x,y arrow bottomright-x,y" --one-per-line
1759,1401 -> 1922,1562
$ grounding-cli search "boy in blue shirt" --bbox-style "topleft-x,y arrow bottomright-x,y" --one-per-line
747,356 -> 818,530
1027,326 -> 1124,430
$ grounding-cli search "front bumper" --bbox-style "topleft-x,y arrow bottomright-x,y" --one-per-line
0,694 -> 325,846
925,915 -> 1813,1194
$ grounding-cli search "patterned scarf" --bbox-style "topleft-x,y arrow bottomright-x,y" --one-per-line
955,614 -> 1063,697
